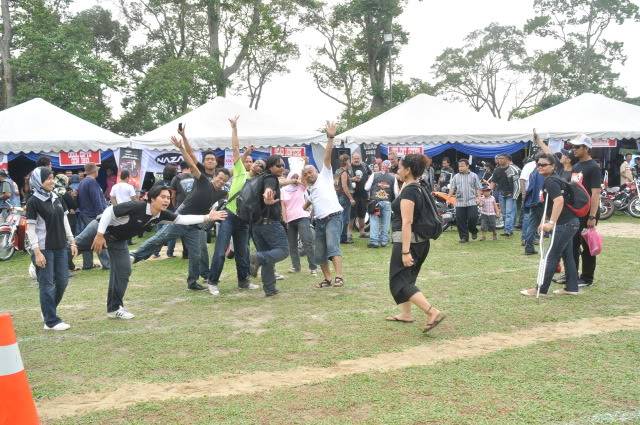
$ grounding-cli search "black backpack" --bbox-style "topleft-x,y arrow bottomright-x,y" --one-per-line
410,179 -> 443,240
235,173 -> 271,223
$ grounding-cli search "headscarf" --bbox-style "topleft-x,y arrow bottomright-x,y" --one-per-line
30,167 -> 54,201
53,174 -> 69,198
282,170 -> 301,194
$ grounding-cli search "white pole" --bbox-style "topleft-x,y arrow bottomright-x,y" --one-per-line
536,192 -> 557,299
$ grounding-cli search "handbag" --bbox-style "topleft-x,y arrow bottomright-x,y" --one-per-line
581,227 -> 603,256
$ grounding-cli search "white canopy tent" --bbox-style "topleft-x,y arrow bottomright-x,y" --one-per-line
0,98 -> 128,154
336,94 -> 527,145
132,97 -> 324,151
506,93 -> 640,140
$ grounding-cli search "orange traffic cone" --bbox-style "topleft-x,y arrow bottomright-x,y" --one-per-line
0,313 -> 40,425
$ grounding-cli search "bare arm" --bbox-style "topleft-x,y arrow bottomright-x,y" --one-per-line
400,199 -> 416,267
110,196 -> 118,206
324,121 -> 337,169
340,172 -> 353,202
171,136 -> 201,180
533,129 -> 550,155
229,116 -> 241,163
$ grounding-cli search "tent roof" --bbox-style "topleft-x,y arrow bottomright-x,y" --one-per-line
0,98 -> 128,154
506,93 -> 640,140
336,94 -> 526,145
133,97 -> 324,150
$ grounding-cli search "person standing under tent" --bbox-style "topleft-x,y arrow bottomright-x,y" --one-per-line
76,163 -> 109,270
364,160 -> 398,248
449,159 -> 482,243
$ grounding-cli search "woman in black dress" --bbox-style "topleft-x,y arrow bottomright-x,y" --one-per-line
386,154 -> 445,333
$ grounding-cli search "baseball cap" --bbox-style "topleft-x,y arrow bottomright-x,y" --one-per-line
568,134 -> 592,149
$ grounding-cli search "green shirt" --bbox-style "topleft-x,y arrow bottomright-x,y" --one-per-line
227,158 -> 248,214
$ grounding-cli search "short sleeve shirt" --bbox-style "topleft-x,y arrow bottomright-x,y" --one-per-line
391,184 -> 423,232
308,166 -> 343,219
519,161 -> 537,192
491,166 -> 512,195
178,163 -> 226,215
110,182 -> 136,204
171,173 -> 195,208
571,160 -> 601,194
543,177 -> 574,225
26,195 -> 68,250
105,201 -> 177,241
227,159 -> 248,215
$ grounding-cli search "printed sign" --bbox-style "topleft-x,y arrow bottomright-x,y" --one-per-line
224,150 -> 234,170
591,138 -> 617,148
0,154 -> 8,171
59,151 -> 101,167
270,147 -> 306,157
119,148 -> 143,189
387,145 -> 423,156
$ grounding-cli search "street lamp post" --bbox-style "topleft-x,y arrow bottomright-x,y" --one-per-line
383,32 -> 393,106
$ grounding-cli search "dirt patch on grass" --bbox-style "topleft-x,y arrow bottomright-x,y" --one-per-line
228,307 -> 273,335
597,222 -> 640,238
38,312 -> 640,421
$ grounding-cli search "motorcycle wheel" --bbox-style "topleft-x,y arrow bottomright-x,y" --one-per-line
0,231 -> 15,261
599,199 -> 615,220
628,197 -> 640,218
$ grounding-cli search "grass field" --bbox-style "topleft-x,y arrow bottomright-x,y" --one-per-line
1,215 -> 639,424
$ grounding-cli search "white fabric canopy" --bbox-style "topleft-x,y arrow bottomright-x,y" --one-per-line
506,93 -> 640,140
133,97 -> 324,151
336,94 -> 527,145
0,98 -> 129,154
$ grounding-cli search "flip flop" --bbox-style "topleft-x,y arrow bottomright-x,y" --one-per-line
423,313 -> 446,333
385,316 -> 415,323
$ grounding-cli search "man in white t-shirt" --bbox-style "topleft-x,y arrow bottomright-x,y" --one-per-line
109,170 -> 137,205
302,122 -> 345,288
518,159 -> 537,246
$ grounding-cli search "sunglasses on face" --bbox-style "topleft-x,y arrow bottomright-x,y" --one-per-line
274,163 -> 285,168
536,163 -> 552,168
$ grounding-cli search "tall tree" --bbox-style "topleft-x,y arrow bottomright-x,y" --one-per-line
525,0 -> 639,99
0,0 -> 13,109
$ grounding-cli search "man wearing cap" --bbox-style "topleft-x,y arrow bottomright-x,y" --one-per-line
569,135 -> 601,287
76,163 -> 109,270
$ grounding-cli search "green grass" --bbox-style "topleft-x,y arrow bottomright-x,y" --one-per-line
1,224 -> 639,424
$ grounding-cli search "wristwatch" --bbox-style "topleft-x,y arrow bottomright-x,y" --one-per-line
588,215 -> 596,220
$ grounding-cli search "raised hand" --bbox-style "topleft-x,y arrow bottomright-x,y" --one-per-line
263,188 -> 279,205
326,121 -> 337,138
228,115 -> 240,128
170,136 -> 183,150
178,123 -> 187,139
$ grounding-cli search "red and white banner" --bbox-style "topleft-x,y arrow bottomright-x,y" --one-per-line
591,138 -> 617,148
388,145 -> 423,156
59,151 -> 101,167
270,147 -> 305,157
0,154 -> 8,172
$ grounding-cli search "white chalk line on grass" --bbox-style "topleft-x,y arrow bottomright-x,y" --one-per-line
37,312 -> 640,421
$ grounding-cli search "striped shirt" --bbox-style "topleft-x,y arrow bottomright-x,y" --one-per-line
450,172 -> 481,207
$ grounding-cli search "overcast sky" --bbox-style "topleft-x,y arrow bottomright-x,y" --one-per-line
71,0 -> 640,128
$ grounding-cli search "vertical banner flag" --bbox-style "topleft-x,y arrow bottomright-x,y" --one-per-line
59,151 -> 102,167
119,148 -> 143,189
361,143 -> 377,165
387,145 -> 423,156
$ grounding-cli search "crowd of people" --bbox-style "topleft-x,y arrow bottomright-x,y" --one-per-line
5,119 -> 636,334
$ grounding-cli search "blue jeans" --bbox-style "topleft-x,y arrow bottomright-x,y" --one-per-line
314,213 -> 342,264
286,217 -> 316,271
77,214 -> 109,269
75,219 -> 111,269
497,192 -> 517,234
208,212 -> 250,286
153,223 -> 177,256
338,194 -> 351,242
539,218 -> 580,294
133,223 -> 203,286
523,205 -> 543,251
369,201 -> 391,246
252,222 -> 289,294
33,249 -> 69,327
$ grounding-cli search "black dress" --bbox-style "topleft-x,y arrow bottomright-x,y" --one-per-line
388,183 -> 430,304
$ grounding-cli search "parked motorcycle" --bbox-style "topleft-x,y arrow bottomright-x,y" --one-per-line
627,178 -> 640,218
0,206 -> 30,261
432,191 -> 456,232
599,178 -> 639,220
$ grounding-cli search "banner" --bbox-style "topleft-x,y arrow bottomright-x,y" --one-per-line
361,143 -> 377,164
140,150 -> 201,175
59,151 -> 101,167
118,148 -> 143,189
388,145 -> 423,156
0,154 -> 7,172
591,138 -> 617,148
271,147 -> 305,157
224,150 -> 234,169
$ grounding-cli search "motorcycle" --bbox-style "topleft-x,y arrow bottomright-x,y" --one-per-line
599,178 -> 639,220
432,191 -> 456,232
0,206 -> 30,261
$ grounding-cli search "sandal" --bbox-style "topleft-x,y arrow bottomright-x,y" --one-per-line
423,306 -> 446,333
314,279 -> 332,288
385,315 -> 415,323
333,277 -> 344,287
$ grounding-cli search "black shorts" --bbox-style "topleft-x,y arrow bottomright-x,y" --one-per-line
351,195 -> 368,219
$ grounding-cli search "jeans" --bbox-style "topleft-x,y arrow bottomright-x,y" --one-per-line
286,217 -> 316,271
133,223 -> 203,286
539,218 -> 580,294
369,201 -> 391,246
252,222 -> 289,294
77,214 -> 107,269
75,219 -> 111,269
497,192 -> 517,234
455,205 -> 478,241
314,213 -> 342,264
34,249 -> 69,327
153,223 -> 177,256
573,215 -> 598,283
208,212 -> 250,285
106,239 -> 132,313
338,194 -> 351,243
199,229 -> 209,279
523,205 -> 543,251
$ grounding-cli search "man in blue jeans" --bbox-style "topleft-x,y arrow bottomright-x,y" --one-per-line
364,161 -> 398,248
249,155 -> 289,297
490,154 -> 520,237
76,163 -> 109,269
206,116 -> 259,296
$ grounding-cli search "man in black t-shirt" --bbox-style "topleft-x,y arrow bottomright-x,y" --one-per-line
249,154 -> 289,296
568,135 -> 602,287
132,129 -> 230,291
349,152 -> 370,239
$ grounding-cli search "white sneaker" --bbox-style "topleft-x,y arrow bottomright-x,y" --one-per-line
288,267 -> 300,273
243,283 -> 260,290
44,322 -> 70,331
208,284 -> 220,296
275,273 -> 285,281
310,269 -> 318,276
107,306 -> 135,320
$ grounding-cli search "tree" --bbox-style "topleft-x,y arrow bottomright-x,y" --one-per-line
433,23 -> 549,120
525,0 -> 639,99
0,0 -> 13,109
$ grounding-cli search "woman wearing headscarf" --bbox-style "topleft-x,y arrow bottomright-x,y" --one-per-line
26,167 -> 78,331
281,171 -> 317,275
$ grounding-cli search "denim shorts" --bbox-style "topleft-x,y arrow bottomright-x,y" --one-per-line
314,213 -> 342,263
